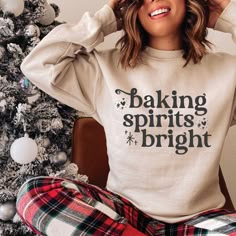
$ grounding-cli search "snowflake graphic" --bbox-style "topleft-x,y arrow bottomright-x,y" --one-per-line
126,132 -> 135,146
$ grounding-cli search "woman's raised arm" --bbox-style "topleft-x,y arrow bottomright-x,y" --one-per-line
21,3 -> 118,114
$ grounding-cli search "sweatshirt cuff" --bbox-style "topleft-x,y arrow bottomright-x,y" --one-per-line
214,1 -> 236,35
95,4 -> 118,37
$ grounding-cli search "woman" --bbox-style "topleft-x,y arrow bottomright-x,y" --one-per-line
17,0 -> 236,235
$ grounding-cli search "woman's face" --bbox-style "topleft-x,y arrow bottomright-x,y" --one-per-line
138,0 -> 186,40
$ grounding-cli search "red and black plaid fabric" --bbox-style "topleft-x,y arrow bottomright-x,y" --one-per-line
16,177 -> 236,236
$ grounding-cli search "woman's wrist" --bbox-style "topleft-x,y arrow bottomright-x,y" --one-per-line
219,0 -> 231,11
107,0 -> 116,10
94,4 -> 118,35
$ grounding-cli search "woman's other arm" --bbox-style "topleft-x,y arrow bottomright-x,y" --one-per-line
213,0 -> 236,42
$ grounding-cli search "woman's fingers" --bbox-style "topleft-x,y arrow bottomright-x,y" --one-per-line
108,0 -> 127,30
107,0 -> 121,9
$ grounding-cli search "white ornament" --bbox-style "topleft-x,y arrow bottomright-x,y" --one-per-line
0,201 -> 16,221
10,133 -> 38,164
13,213 -> 21,223
39,3 -> 56,26
0,0 -> 24,17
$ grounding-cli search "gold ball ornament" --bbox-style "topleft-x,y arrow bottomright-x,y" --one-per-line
39,3 -> 56,26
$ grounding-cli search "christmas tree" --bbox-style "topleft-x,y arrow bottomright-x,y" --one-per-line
0,0 -> 85,235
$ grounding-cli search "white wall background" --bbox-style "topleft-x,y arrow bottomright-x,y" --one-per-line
49,0 -> 236,206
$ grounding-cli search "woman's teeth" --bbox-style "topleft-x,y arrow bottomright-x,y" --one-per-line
150,8 -> 170,17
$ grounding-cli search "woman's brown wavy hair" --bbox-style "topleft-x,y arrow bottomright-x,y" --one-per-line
116,0 -> 213,69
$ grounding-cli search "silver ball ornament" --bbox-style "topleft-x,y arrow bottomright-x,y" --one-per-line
0,0 -> 24,17
42,137 -> 51,148
25,24 -> 40,38
51,151 -> 68,166
39,3 -> 56,26
0,201 -> 16,221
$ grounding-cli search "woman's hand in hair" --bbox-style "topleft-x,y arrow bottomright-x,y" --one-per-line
108,0 -> 126,30
207,0 -> 230,28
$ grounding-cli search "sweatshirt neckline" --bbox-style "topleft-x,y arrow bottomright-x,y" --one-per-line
143,46 -> 184,59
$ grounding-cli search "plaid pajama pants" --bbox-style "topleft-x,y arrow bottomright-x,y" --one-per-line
16,176 -> 236,236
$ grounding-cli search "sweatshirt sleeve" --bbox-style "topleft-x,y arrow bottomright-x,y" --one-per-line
21,4 -> 117,115
214,0 -> 236,126
214,0 -> 236,41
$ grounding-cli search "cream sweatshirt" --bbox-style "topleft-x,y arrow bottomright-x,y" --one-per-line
21,1 -> 236,223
